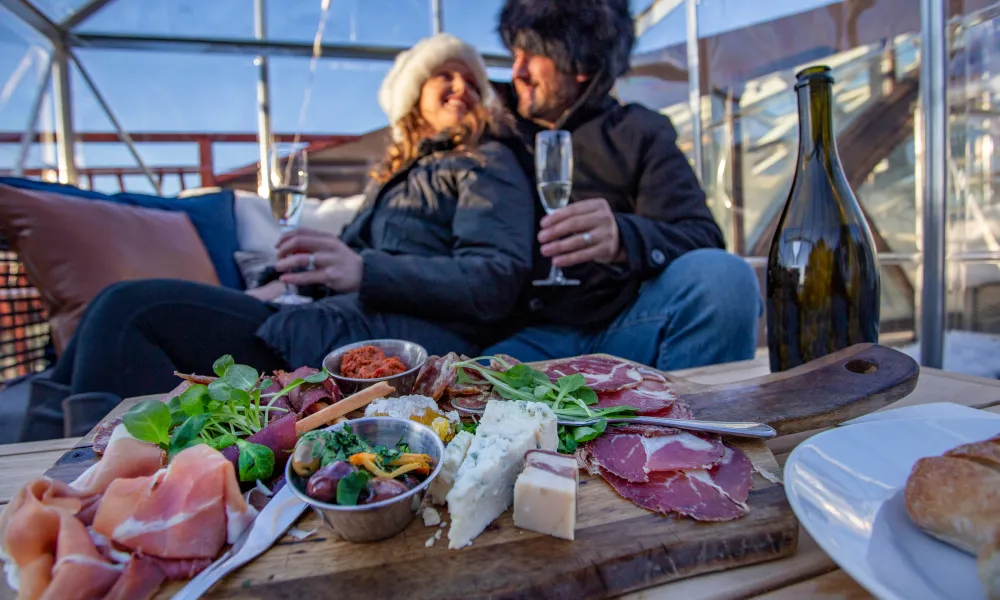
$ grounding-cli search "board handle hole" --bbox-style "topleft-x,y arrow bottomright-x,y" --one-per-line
846,359 -> 878,374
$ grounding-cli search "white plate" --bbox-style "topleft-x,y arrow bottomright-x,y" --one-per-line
784,417 -> 1000,600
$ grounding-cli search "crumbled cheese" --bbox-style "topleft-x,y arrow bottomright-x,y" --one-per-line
364,395 -> 460,425
440,521 -> 447,528
446,401 -> 558,550
425,535 -> 436,548
513,450 -> 578,541
428,430 -> 474,505
422,506 -> 441,527
434,529 -> 442,540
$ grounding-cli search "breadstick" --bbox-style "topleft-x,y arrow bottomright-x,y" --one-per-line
295,381 -> 394,434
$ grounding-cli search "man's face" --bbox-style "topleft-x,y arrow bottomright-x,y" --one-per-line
511,48 -> 584,126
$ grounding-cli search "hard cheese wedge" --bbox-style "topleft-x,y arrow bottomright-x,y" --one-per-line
513,449 -> 578,540
446,401 -> 557,550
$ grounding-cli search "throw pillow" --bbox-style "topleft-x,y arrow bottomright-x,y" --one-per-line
0,184 -> 220,354
0,177 -> 244,290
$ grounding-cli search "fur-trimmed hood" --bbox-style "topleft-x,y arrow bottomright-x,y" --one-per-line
498,0 -> 635,81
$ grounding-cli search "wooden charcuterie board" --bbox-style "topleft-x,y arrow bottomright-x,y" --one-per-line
40,343 -> 918,599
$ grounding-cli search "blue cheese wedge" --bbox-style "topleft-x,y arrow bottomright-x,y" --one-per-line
446,401 -> 557,550
513,449 -> 578,540
477,400 -> 558,450
428,430 -> 474,505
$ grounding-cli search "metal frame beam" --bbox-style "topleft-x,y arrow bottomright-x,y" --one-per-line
918,0 -> 947,369
0,0 -> 61,42
635,0 -> 684,38
685,0 -> 703,181
51,43 -> 77,185
13,52 -> 54,176
253,0 -> 273,199
431,0 -> 443,34
69,33 -> 513,66
62,0 -> 116,30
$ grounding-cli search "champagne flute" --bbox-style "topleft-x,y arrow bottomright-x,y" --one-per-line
268,142 -> 312,305
533,130 -> 580,286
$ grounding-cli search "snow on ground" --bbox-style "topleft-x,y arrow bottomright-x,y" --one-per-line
898,330 -> 1000,379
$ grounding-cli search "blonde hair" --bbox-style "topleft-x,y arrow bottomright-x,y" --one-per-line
370,102 -> 508,184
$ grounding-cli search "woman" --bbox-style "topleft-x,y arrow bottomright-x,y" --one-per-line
29,34 -> 535,439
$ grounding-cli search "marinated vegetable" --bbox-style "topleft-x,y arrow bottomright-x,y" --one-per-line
293,425 -> 435,506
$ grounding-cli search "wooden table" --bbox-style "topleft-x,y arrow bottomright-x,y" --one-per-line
3,355 -> 1000,599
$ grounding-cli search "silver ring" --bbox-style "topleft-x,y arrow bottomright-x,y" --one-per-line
306,253 -> 316,271
582,231 -> 593,245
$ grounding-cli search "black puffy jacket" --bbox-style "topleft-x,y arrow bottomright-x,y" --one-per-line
255,132 -> 537,361
493,79 -> 726,328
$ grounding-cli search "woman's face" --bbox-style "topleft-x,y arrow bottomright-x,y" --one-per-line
418,59 -> 481,133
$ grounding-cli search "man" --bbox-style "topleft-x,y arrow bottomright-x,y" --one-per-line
484,0 -> 761,371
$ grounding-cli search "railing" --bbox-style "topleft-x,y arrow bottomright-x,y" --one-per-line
0,131 -> 358,193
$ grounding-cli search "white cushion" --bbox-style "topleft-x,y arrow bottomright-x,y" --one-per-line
232,191 -> 366,259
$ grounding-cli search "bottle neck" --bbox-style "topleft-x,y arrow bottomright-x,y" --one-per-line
795,80 -> 838,162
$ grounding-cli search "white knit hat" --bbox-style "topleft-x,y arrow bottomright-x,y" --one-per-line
378,33 -> 497,141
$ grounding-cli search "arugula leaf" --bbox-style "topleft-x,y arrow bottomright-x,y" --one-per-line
213,354 -> 235,377
166,395 -> 187,428
575,387 -> 599,406
207,434 -> 238,451
208,379 -> 235,402
557,426 -> 578,454
230,388 -> 252,407
498,364 -> 541,389
303,369 -> 330,384
259,378 -> 273,390
336,470 -> 372,506
123,399 -> 171,446
557,373 -> 587,394
178,384 -> 208,416
235,439 -> 275,482
571,419 -> 607,443
224,365 -> 259,391
169,413 -> 210,457
458,421 -> 479,435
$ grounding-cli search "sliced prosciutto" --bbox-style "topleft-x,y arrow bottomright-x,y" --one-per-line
596,378 -> 681,415
93,444 -> 257,559
71,425 -> 164,496
544,356 -> 643,392
600,445 -> 753,522
581,425 -> 725,482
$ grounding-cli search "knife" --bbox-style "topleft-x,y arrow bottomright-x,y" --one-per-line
172,484 -> 307,600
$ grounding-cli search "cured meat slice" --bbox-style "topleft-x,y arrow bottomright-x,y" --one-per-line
600,444 -> 753,522
0,478 -> 120,600
92,417 -> 124,456
581,426 -> 725,482
596,378 -> 681,415
544,356 -> 643,392
412,353 -> 460,400
93,444 -> 257,560
71,425 -> 164,497
102,556 -> 165,600
274,366 -> 341,414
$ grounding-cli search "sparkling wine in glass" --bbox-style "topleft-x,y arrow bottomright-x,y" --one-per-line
533,130 -> 580,286
269,142 -> 311,305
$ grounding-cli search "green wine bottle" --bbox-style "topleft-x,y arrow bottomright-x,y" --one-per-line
766,65 -> 881,372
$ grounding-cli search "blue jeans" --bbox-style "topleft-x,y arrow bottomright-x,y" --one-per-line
484,249 -> 762,371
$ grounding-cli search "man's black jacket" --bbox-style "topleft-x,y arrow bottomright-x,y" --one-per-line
493,79 -> 726,329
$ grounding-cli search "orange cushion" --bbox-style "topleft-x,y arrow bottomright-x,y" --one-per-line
0,184 -> 221,354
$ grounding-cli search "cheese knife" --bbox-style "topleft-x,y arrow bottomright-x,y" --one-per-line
451,401 -> 776,439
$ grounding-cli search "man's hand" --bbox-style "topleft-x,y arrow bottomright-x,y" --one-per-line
274,227 -> 364,293
538,198 -> 623,268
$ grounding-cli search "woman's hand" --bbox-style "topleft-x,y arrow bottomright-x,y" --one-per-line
244,280 -> 287,302
274,227 -> 364,293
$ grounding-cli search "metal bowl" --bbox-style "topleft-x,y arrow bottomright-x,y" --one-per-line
323,339 -> 428,398
284,417 -> 445,543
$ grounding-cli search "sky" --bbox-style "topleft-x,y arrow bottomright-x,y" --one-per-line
0,0 -> 842,194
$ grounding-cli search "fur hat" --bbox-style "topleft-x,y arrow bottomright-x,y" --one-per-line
498,0 -> 635,79
378,33 -> 496,141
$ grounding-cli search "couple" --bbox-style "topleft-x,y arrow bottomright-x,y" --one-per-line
43,0 -> 760,430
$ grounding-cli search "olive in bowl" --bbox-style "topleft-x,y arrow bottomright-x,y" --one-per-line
285,417 -> 444,543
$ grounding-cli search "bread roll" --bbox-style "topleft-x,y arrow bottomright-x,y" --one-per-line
904,434 -> 1000,599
